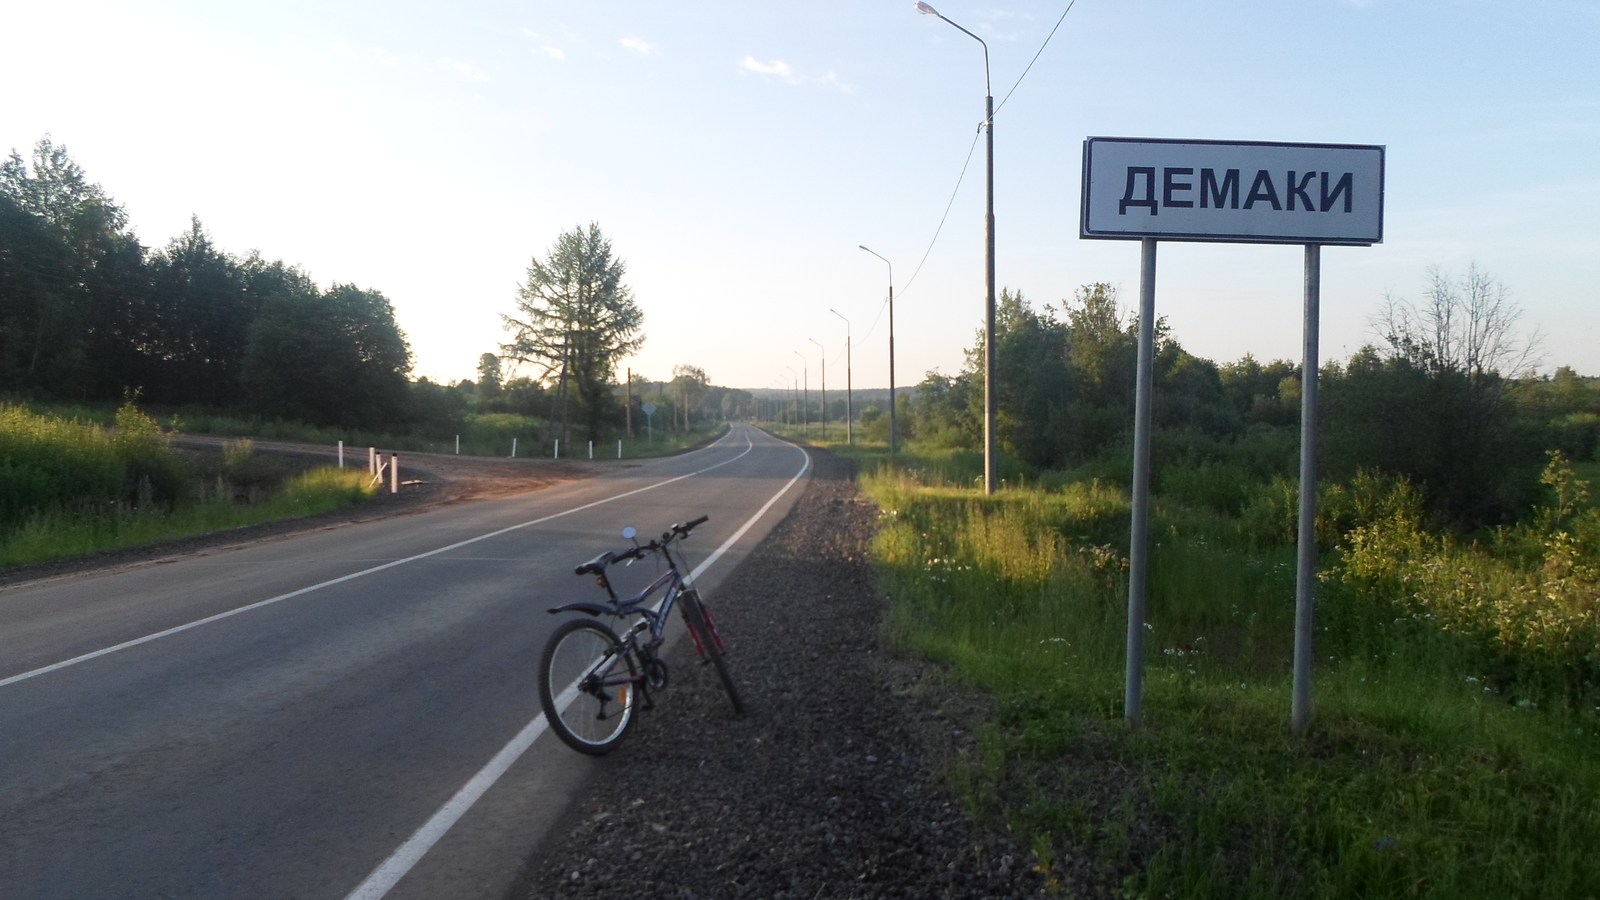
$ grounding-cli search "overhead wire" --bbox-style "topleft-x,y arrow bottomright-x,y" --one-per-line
993,0 -> 1075,118
855,0 -> 1077,351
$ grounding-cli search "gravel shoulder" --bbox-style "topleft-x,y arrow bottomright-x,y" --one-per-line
517,448 -> 1045,899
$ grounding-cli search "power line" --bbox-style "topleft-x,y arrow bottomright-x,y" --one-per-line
857,1 -> 1076,348
994,1 -> 1076,118
859,125 -> 982,347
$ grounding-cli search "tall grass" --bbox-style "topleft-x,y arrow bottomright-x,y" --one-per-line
13,397 -> 727,460
0,467 -> 375,566
856,444 -> 1600,899
1,403 -> 377,567
0,402 -> 191,530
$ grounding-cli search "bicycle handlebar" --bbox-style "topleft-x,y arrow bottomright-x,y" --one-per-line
572,516 -> 709,577
665,515 -> 710,541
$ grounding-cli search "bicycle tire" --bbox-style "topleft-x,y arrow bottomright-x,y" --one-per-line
681,591 -> 744,717
539,617 -> 638,755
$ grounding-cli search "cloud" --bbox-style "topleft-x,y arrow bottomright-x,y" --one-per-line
740,56 -> 801,83
814,71 -> 851,92
739,56 -> 852,92
542,46 -> 565,60
439,57 -> 491,81
619,36 -> 655,55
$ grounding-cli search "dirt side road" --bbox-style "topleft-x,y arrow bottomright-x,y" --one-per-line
518,450 -> 1044,899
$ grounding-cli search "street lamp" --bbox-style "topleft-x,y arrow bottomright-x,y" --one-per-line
793,350 -> 809,437
808,337 -> 827,440
858,245 -> 896,454
784,366 -> 800,427
916,0 -> 997,494
829,308 -> 852,445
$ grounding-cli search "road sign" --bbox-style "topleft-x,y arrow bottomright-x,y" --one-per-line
641,402 -> 656,416
1081,137 -> 1384,245
1081,135 -> 1384,735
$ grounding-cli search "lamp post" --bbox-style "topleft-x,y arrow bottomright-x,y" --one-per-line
808,337 -> 826,440
916,0 -> 996,494
858,245 -> 896,454
785,366 -> 799,426
830,308 -> 853,445
793,350 -> 810,437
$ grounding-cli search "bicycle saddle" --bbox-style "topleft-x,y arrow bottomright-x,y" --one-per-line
574,551 -> 617,576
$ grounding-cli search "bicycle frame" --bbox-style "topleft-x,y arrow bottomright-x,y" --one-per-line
584,540 -> 695,694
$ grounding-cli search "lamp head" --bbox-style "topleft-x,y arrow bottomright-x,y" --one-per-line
915,1 -> 940,15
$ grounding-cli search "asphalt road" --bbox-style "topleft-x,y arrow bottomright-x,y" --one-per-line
0,424 -> 809,900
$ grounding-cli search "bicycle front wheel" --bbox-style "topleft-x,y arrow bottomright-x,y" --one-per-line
681,590 -> 744,717
539,617 -> 638,755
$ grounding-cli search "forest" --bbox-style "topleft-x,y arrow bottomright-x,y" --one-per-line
0,138 -> 751,447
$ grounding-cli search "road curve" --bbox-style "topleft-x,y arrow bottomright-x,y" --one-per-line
0,424 -> 808,900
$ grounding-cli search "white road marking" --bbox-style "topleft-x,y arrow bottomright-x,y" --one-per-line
340,435 -> 810,900
0,431 -> 753,691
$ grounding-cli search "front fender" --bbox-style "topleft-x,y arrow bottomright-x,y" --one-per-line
545,601 -> 617,617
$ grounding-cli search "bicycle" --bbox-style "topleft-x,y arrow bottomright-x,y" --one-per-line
538,515 -> 743,755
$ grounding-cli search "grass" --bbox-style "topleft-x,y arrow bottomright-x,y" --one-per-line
0,466 -> 376,567
0,402 -> 378,568
846,440 -> 1600,899
9,396 -> 729,460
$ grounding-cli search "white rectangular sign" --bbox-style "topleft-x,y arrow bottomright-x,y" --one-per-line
1080,137 -> 1384,245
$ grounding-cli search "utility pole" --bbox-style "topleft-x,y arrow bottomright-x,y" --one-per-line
794,351 -> 809,437
917,1 -> 995,491
809,337 -> 826,441
858,246 -> 895,453
625,367 -> 633,438
830,309 -> 853,444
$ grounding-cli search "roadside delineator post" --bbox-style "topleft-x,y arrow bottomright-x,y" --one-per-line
589,440 -> 593,459
390,453 -> 399,494
338,440 -> 344,469
368,446 -> 376,475
617,440 -> 622,459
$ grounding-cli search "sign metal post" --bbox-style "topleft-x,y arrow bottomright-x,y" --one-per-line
1125,237 -> 1157,724
1081,137 -> 1383,733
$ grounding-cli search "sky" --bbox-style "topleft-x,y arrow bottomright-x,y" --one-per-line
2,0 -> 1597,391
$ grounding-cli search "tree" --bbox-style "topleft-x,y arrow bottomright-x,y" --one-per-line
0,137 -> 144,398
143,217 -> 254,404
1374,263 -> 1542,382
477,353 -> 502,397
241,283 -> 412,428
670,364 -> 709,430
1323,264 -> 1547,525
501,223 -> 644,442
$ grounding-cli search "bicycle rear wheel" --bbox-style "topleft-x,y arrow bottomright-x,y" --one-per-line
681,590 -> 744,717
539,617 -> 638,755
